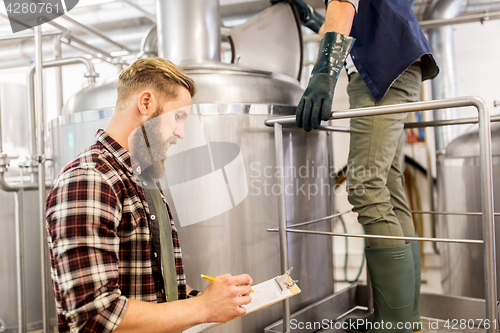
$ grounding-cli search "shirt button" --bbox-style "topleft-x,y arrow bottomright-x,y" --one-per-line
136,167 -> 141,173
151,215 -> 156,220
143,181 -> 147,186
129,167 -> 133,172
154,252 -> 158,258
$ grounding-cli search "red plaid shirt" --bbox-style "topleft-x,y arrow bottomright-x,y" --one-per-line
46,129 -> 187,333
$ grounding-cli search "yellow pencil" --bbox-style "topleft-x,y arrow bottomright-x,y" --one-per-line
201,274 -> 254,292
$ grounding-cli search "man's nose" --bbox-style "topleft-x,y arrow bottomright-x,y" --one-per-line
174,123 -> 185,139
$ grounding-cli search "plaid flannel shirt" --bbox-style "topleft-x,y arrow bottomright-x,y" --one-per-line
46,129 -> 187,333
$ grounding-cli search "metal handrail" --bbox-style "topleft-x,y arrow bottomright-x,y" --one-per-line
266,96 -> 497,333
293,114 -> 500,133
285,210 -> 351,229
412,210 -> 500,217
282,210 -> 500,228
267,228 -> 484,245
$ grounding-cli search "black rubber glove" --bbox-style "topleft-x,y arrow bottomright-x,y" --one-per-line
270,0 -> 325,33
297,31 -> 355,132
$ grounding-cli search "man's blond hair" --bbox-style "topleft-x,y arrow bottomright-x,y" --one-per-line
116,57 -> 196,110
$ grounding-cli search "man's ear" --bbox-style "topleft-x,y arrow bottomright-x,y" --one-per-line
137,91 -> 154,116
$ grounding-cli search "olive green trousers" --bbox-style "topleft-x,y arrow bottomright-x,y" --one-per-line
346,63 -> 422,248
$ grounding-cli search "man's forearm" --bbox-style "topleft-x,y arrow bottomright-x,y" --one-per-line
319,0 -> 356,37
114,298 -> 207,333
114,274 -> 252,333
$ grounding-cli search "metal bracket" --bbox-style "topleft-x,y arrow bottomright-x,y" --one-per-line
0,153 -> 10,173
19,156 -> 39,174
84,71 -> 100,79
274,267 -> 298,293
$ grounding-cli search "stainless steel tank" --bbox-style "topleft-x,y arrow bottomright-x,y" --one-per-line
437,122 -> 500,299
49,0 -> 335,331
0,82 -> 56,332
49,67 -> 334,332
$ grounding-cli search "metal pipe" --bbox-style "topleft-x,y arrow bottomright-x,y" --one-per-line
411,210 -> 500,216
420,10 -> 500,29
0,175 -> 39,191
303,10 -> 500,44
48,21 -> 117,63
327,132 -> 337,293
138,25 -> 157,58
34,25 -> 51,333
53,37 -> 64,116
0,93 -> 3,153
59,13 -> 133,53
403,115 -> 500,129
157,0 -> 221,64
0,30 -> 61,42
426,0 -> 466,152
0,11 -> 120,65
286,211 -> 351,229
274,123 -> 291,333
267,228 -> 484,245
475,96 -> 498,331
265,97 -> 498,126
121,0 -> 156,23
284,124 -> 351,132
14,190 -> 26,333
26,56 -> 98,180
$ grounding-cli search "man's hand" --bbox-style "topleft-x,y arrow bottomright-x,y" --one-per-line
296,73 -> 335,132
198,274 -> 253,323
113,274 -> 252,333
296,31 -> 355,131
296,0 -> 356,131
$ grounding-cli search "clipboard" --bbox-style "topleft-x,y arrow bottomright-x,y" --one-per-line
184,268 -> 301,333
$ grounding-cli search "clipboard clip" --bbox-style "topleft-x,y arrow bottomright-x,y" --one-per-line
274,267 -> 298,293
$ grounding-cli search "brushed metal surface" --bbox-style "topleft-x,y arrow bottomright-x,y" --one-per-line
157,0 -> 221,64
265,287 -> 489,333
438,123 -> 500,300
227,2 -> 303,80
61,66 -> 303,115
0,190 -> 56,332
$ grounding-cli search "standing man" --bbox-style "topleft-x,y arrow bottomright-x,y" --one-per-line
46,58 -> 253,333
278,0 -> 439,332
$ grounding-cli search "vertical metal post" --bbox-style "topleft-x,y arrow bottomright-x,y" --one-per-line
0,89 -> 3,152
367,272 -> 374,313
34,25 -> 51,333
476,97 -> 498,332
327,131 -> 336,293
274,123 -> 290,333
53,36 -> 63,117
26,68 -> 37,184
15,190 -> 26,333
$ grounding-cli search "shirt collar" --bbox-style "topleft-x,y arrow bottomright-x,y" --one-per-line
95,129 -> 142,176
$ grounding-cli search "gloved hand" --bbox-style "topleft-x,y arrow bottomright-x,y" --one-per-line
270,0 -> 324,33
297,31 -> 355,131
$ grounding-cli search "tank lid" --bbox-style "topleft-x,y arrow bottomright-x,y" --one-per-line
61,64 -> 303,115
445,122 -> 500,158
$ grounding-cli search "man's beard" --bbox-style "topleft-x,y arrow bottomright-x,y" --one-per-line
130,107 -> 178,180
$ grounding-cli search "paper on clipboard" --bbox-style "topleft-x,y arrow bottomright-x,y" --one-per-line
183,274 -> 300,333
